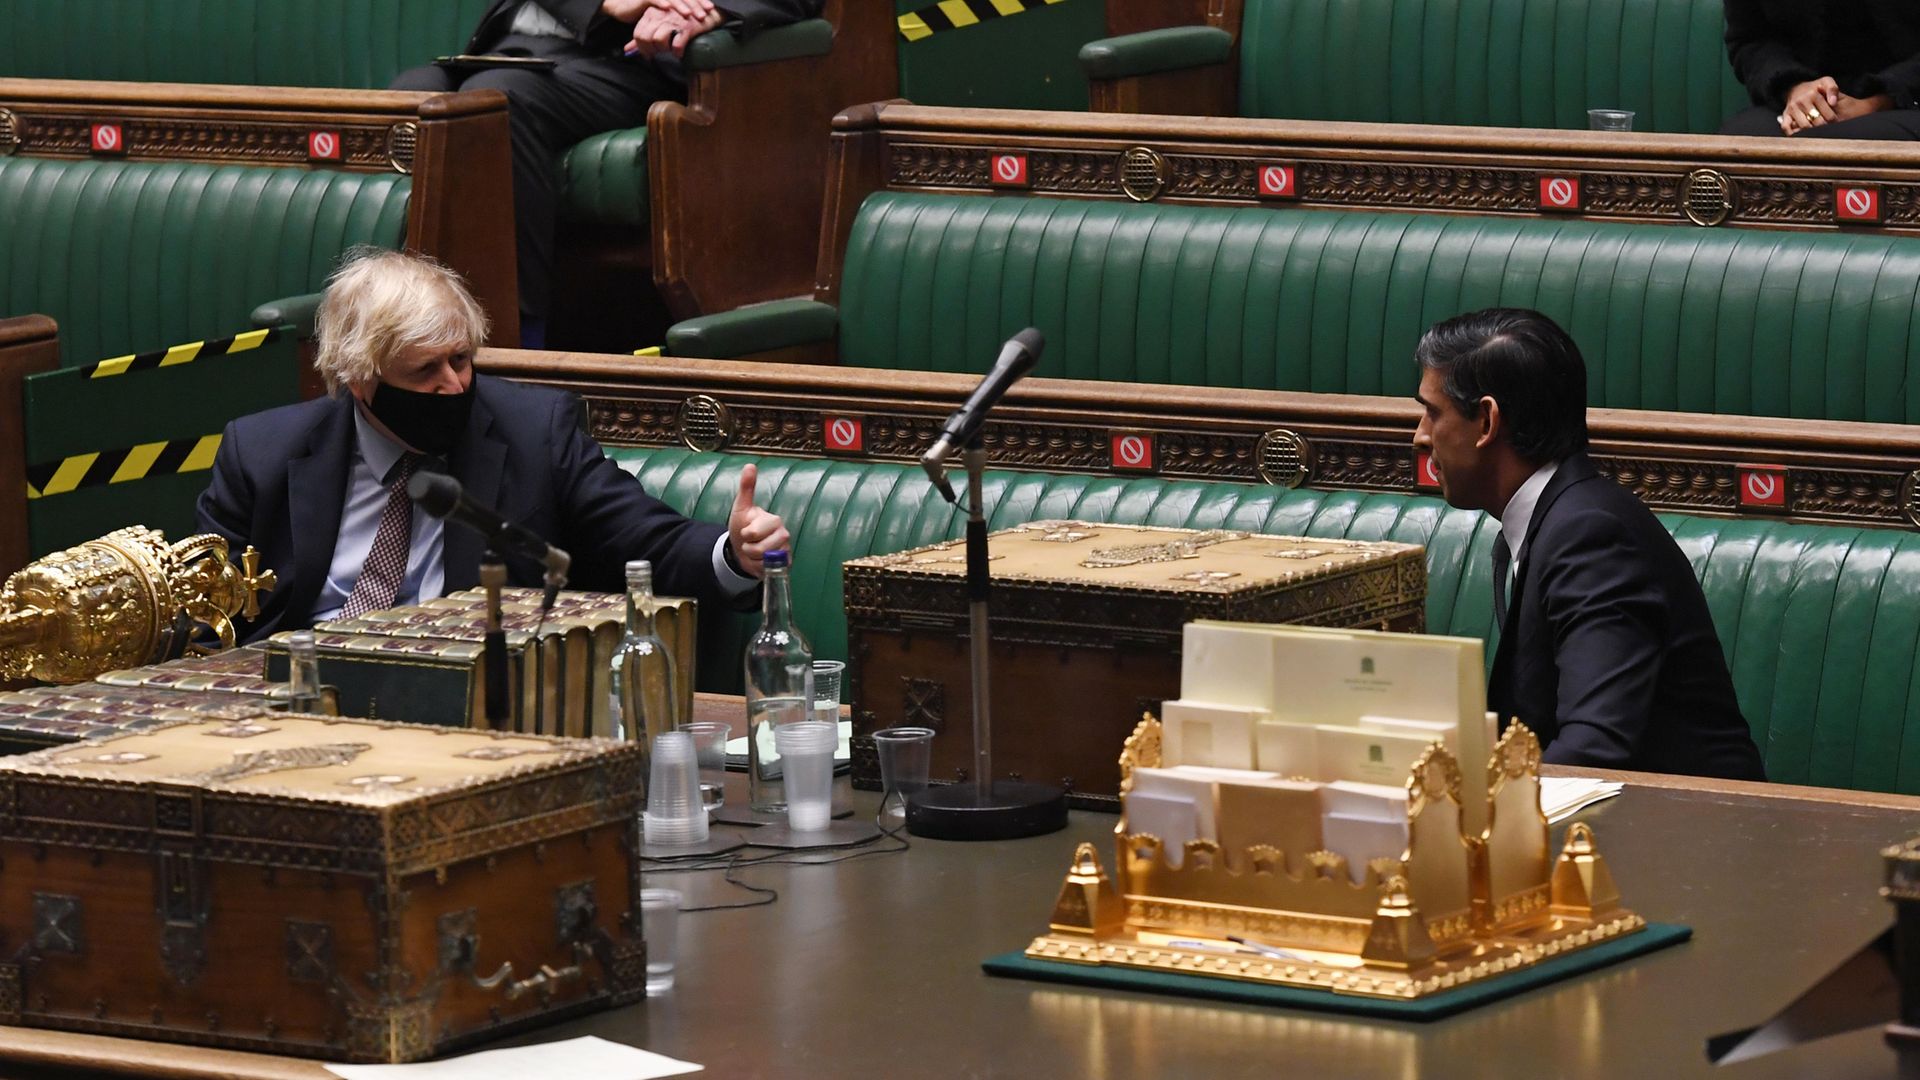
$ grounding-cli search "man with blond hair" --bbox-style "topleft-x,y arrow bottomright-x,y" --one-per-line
197,248 -> 787,643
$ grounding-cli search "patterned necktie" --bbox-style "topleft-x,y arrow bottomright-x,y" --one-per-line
340,453 -> 420,619
1491,531 -> 1512,627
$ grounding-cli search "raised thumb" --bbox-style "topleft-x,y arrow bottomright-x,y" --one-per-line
733,463 -> 757,515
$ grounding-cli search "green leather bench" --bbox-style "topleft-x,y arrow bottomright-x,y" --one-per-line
609,445 -> 1920,796
1081,0 -> 1748,133
3,155 -> 414,554
669,191 -> 1920,424
0,1 -> 880,319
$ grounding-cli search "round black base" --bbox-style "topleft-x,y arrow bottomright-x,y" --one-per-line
905,781 -> 1069,841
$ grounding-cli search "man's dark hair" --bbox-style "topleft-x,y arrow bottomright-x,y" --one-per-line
1414,307 -> 1590,462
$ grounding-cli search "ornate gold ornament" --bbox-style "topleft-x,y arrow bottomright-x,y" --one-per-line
1119,147 -> 1168,203
1026,718 -> 1644,999
0,108 -> 19,155
0,527 -> 274,684
1255,428 -> 1312,488
386,121 -> 418,175
677,394 -> 735,452
1683,168 -> 1735,226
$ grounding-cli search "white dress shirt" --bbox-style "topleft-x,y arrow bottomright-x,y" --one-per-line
1497,460 -> 1562,586
311,407 -> 446,623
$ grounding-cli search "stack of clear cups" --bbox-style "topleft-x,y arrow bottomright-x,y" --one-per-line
643,731 -> 709,845
774,720 -> 838,832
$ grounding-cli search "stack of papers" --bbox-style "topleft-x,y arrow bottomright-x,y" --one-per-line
327,1037 -> 701,1079
1539,777 -> 1625,823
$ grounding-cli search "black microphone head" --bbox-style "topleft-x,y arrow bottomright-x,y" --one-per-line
1011,327 -> 1044,373
407,470 -> 463,519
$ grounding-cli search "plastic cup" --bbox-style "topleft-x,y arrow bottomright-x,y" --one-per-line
774,720 -> 837,832
644,731 -> 708,845
873,726 -> 935,818
676,720 -> 730,815
1588,108 -> 1634,132
640,888 -> 681,995
811,660 -> 846,726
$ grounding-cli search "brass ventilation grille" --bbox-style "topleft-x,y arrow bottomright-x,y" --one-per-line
1121,146 -> 1168,203
1684,168 -> 1734,227
0,109 -> 18,155
1903,469 -> 1920,528
386,121 -> 418,175
677,395 -> 734,452
1255,429 -> 1312,488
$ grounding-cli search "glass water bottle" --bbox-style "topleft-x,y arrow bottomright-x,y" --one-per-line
745,549 -> 813,813
609,560 -> 677,746
287,629 -> 324,713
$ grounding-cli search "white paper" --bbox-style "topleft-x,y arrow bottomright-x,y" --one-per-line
1539,777 -> 1625,824
326,1036 -> 702,1080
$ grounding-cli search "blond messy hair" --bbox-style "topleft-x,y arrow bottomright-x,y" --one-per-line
313,247 -> 490,393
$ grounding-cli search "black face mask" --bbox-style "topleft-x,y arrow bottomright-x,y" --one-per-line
365,381 -> 474,457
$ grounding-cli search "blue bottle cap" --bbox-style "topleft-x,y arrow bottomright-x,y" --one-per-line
763,549 -> 789,569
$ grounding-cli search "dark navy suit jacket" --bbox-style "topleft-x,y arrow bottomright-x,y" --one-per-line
1489,454 -> 1767,780
196,375 -> 729,645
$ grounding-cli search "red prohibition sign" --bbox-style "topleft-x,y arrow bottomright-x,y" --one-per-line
1544,177 -> 1576,207
991,154 -> 1028,186
91,124 -> 122,152
822,415 -> 862,452
1258,165 -> 1295,197
1738,466 -> 1787,507
1111,434 -> 1153,470
1844,189 -> 1872,217
309,131 -> 340,160
1415,451 -> 1441,488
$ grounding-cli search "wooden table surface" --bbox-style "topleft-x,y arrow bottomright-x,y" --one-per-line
3,696 -> 1913,1079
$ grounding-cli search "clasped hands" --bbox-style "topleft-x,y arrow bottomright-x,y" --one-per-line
601,0 -> 724,59
1779,76 -> 1893,134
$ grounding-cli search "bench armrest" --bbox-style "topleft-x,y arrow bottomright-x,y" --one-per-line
1079,26 -> 1233,80
251,293 -> 324,339
665,300 -> 838,359
686,18 -> 833,71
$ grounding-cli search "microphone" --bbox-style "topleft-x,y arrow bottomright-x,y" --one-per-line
921,328 -> 1043,503
407,471 -> 571,610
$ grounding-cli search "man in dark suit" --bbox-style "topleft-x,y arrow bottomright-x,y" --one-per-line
1411,308 -> 1765,780
390,0 -> 823,345
1721,0 -> 1920,138
196,248 -> 787,645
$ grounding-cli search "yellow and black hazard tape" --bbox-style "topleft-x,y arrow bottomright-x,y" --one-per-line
80,327 -> 281,380
898,0 -> 1069,41
25,433 -> 223,500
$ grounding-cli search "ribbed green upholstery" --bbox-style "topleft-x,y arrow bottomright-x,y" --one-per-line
1235,0 -> 1747,133
560,129 -> 650,229
837,192 -> 1920,423
0,157 -> 411,366
607,447 -> 1920,795
0,0 -> 493,88
0,0 -> 648,226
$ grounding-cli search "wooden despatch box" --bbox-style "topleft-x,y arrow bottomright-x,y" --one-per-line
0,714 -> 648,1062
845,522 -> 1427,809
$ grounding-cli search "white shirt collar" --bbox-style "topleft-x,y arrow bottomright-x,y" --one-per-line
1499,460 -> 1561,565
349,397 -> 410,482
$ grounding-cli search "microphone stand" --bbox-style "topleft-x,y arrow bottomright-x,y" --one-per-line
906,433 -> 1068,841
479,548 -> 510,732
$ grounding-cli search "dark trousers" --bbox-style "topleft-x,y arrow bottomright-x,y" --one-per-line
392,34 -> 682,321
1720,104 -> 1920,139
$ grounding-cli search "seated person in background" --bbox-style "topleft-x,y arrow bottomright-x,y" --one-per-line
1412,308 -> 1766,781
196,248 -> 787,645
1721,0 -> 1920,138
391,0 -> 824,347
